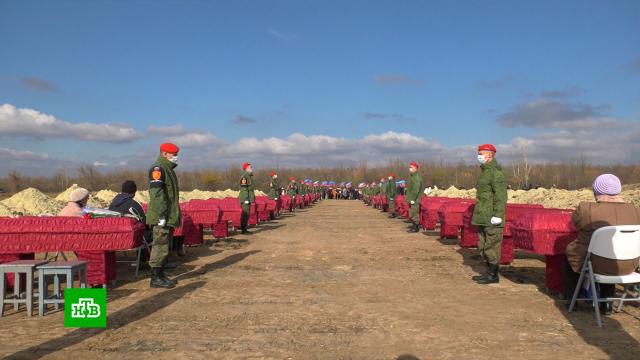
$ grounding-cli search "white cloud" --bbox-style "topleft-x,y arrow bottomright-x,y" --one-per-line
167,132 -> 220,148
147,125 -> 188,136
0,147 -> 49,160
0,104 -> 142,143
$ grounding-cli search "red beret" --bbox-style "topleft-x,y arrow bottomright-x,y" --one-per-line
389,173 -> 396,178
409,161 -> 419,169
299,179 -> 303,183
160,143 -> 179,154
270,171 -> 277,177
242,162 -> 251,170
478,144 -> 497,153
289,177 -> 295,181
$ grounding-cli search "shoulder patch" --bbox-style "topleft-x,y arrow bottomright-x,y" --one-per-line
152,169 -> 162,181
241,177 -> 248,185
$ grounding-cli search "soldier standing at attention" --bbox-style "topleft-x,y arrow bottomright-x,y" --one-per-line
147,143 -> 181,289
287,177 -> 297,212
363,184 -> 370,205
298,179 -> 306,208
471,144 -> 508,284
371,181 -> 380,208
387,173 -> 398,218
268,171 -> 281,219
406,162 -> 423,233
239,162 -> 255,234
380,176 -> 388,212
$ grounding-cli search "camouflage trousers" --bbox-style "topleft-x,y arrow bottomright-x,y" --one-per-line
410,201 -> 420,223
241,203 -> 251,230
478,226 -> 504,266
149,226 -> 173,268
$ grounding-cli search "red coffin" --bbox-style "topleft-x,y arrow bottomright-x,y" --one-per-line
0,217 -> 144,286
438,199 -> 476,239
212,222 -> 229,239
460,204 -> 479,248
511,208 -> 577,255
460,203 -> 544,248
220,198 -> 243,228
182,200 -> 223,228
0,217 -> 144,253
173,214 -> 204,246
419,197 -> 451,230
75,251 -> 116,286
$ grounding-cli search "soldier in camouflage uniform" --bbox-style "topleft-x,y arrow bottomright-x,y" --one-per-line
406,162 -> 423,233
146,143 -> 181,289
471,144 -> 507,284
387,173 -> 398,218
268,171 -> 281,219
239,162 -> 256,234
380,176 -> 388,212
287,177 -> 297,212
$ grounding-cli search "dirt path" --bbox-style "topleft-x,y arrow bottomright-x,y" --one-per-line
1,200 -> 639,359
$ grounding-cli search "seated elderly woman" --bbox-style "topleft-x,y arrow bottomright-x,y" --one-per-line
58,188 -> 90,217
564,174 -> 640,314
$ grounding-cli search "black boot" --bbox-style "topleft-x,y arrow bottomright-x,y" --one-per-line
389,213 -> 397,218
472,262 -> 491,281
407,223 -> 420,233
160,267 -> 177,286
150,268 -> 175,289
476,263 -> 499,284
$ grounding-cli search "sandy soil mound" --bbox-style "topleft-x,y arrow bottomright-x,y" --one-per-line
0,203 -> 16,216
93,190 -> 118,207
428,185 -> 640,209
1,188 -> 62,215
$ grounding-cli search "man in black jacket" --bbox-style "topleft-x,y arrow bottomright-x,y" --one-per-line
109,180 -> 146,223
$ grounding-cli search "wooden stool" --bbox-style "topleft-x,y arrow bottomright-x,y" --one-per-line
36,261 -> 87,316
0,260 -> 49,317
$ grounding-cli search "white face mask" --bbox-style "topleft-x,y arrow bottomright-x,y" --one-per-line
273,175 -> 277,179
477,154 -> 487,164
169,155 -> 179,164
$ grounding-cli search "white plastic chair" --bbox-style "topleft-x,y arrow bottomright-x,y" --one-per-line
568,225 -> 640,327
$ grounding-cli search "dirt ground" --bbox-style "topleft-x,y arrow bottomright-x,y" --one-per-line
1,200 -> 639,359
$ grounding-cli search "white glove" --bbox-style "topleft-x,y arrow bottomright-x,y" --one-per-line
410,200 -> 415,205
244,201 -> 250,204
275,198 -> 279,200
490,217 -> 502,225
158,218 -> 167,227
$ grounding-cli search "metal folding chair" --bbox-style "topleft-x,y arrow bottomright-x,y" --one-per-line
568,225 -> 640,327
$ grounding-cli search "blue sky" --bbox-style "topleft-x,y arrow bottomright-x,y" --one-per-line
1,0 -> 639,175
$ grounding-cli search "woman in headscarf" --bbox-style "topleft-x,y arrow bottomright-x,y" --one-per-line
564,174 -> 640,313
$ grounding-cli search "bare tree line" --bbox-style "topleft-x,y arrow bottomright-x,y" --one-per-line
1,160 -> 639,195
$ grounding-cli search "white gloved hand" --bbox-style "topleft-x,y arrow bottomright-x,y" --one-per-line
490,217 -> 502,225
275,198 -> 279,200
158,218 -> 167,227
410,200 -> 415,205
244,200 -> 250,204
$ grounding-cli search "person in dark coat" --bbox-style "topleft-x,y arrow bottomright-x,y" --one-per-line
109,180 -> 146,223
